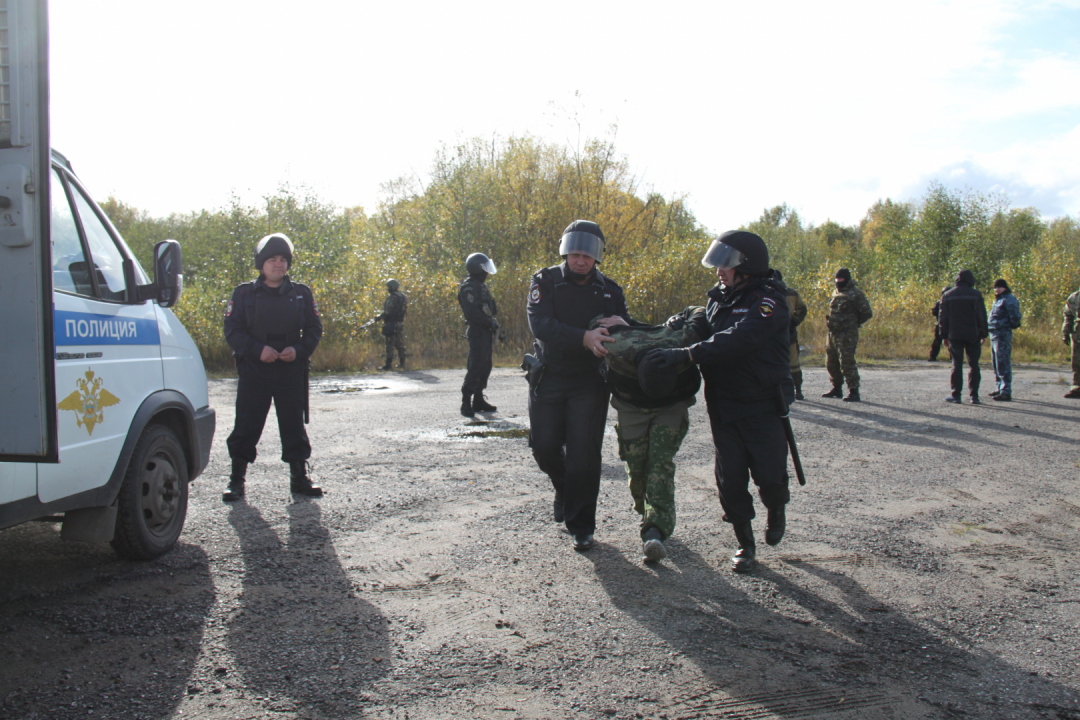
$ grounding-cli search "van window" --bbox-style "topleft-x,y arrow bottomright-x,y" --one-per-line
50,168 -> 94,296
71,184 -> 127,301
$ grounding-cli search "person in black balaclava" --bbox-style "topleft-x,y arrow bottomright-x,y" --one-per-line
458,252 -> 502,417
822,267 -> 873,402
939,269 -> 989,403
526,220 -> 639,552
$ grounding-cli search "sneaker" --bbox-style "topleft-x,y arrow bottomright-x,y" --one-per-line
970,396 -> 981,405
945,395 -> 961,404
992,393 -> 1011,401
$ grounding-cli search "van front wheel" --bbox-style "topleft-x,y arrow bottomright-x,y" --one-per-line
111,424 -> 189,560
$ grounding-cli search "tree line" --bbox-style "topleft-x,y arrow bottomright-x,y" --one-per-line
100,133 -> 1080,372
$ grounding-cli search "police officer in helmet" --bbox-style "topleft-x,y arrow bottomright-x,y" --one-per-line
223,233 -> 324,501
527,220 -> 639,551
459,252 -> 501,417
647,231 -> 793,573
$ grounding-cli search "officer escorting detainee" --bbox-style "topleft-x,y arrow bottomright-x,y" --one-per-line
527,220 -> 638,552
646,231 -> 794,574
223,233 -> 323,501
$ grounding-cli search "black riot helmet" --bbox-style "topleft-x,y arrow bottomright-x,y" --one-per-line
254,233 -> 293,270
465,252 -> 497,275
701,230 -> 770,276
386,279 -> 400,292
558,220 -> 605,262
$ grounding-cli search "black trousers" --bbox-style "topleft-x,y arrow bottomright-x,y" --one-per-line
949,338 -> 982,397
930,326 -> 947,360
708,409 -> 790,523
461,326 -> 493,395
528,371 -> 610,535
226,362 -> 310,464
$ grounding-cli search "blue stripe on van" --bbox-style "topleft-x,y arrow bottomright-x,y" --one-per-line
55,309 -> 161,346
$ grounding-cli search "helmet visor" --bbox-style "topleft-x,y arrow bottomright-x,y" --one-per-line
701,240 -> 746,270
558,231 -> 605,262
478,257 -> 497,274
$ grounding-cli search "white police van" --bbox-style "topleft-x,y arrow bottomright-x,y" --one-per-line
0,1 -> 214,559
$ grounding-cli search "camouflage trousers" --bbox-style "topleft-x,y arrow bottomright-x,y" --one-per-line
989,330 -> 1013,395
826,329 -> 860,391
1072,337 -> 1080,391
611,395 -> 692,541
384,329 -> 406,365
789,342 -> 802,392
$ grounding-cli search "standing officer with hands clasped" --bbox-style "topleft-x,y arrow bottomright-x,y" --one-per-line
458,252 -> 502,417
527,220 -> 638,552
646,231 -> 794,574
223,233 -> 323,501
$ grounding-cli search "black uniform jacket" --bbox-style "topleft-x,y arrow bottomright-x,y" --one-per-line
224,275 -> 323,365
689,275 -> 794,422
458,276 -> 498,329
939,279 -> 988,343
527,263 -> 633,377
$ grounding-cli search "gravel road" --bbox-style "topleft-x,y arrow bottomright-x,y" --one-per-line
2,361 -> 1079,720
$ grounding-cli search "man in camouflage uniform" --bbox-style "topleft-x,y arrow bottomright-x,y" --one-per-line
377,279 -> 407,371
458,253 -> 502,417
822,267 -> 873,402
775,270 -> 808,400
1064,285 -> 1080,399
594,306 -> 708,563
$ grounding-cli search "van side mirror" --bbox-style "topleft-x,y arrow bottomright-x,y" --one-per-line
154,239 -> 183,308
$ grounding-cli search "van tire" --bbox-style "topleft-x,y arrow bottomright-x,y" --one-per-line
111,424 -> 189,560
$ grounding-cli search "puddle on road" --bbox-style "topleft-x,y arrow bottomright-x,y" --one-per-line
312,376 -> 414,394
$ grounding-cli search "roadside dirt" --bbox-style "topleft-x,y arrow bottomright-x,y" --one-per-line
2,361 -> 1079,720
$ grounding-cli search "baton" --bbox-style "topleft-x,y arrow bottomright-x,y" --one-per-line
776,387 -> 806,486
303,360 -> 310,425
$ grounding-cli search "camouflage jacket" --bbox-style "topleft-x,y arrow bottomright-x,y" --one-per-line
593,306 -> 708,409
380,290 -> 408,328
827,282 -> 873,334
785,285 -> 808,345
1065,290 -> 1080,341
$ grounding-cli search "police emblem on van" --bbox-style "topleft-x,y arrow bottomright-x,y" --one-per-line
57,369 -> 121,436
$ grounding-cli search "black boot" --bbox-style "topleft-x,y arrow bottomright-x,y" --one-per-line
222,459 -> 247,502
473,394 -> 497,413
289,461 -> 323,497
794,387 -> 804,401
822,386 -> 843,398
460,392 -> 475,418
843,388 -> 861,402
731,519 -> 756,573
379,360 -> 392,371
765,505 -> 786,546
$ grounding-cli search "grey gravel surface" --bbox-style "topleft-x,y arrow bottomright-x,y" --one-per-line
2,361 -> 1079,720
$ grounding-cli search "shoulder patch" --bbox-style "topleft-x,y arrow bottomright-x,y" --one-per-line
312,298 -> 319,316
225,300 -> 234,317
759,301 -> 775,318
529,285 -> 541,304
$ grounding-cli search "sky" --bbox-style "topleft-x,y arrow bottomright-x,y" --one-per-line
48,0 -> 1080,234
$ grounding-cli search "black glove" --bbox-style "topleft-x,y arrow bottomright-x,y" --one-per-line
664,314 -> 686,330
645,347 -> 691,370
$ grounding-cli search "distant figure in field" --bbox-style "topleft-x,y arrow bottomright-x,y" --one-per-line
822,268 -> 873,402
929,286 -> 951,361
1064,285 -> 1080,399
939,269 -> 988,404
377,279 -> 408,371
988,279 -> 1022,402
775,270 -> 808,400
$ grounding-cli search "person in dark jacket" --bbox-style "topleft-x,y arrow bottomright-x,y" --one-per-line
458,252 -> 501,417
988,279 -> 1022,401
646,231 -> 793,574
378,280 -> 408,370
596,306 -> 708,563
527,220 -> 638,552
223,233 -> 324,501
939,269 -> 989,404
929,286 -> 951,361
